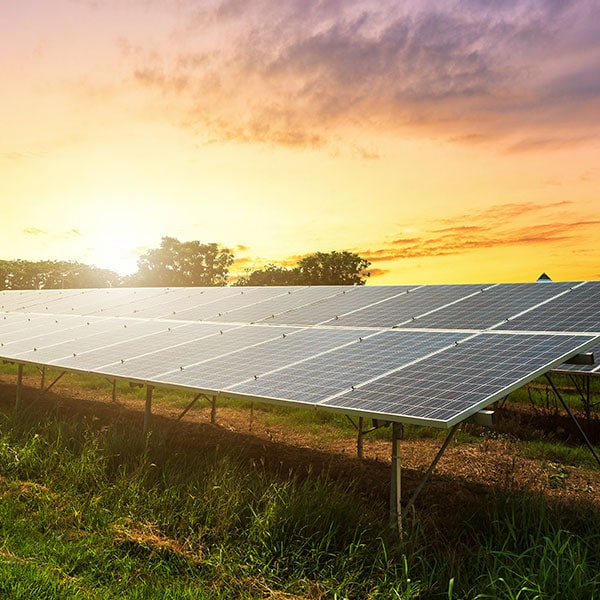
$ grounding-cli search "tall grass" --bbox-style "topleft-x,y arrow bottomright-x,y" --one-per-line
0,401 -> 599,598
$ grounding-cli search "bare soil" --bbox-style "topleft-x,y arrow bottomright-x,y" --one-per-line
1,371 -> 599,530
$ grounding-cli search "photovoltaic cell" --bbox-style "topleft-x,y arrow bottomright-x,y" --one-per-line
1,282 -> 598,428
400,282 -> 575,330
496,281 -> 600,333
324,332 -> 597,426
96,324 -> 301,380
229,330 -> 469,404
156,326 -> 365,389
331,284 -> 484,328
268,286 -> 414,326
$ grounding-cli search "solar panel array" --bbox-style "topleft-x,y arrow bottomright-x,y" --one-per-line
1,282 -> 598,428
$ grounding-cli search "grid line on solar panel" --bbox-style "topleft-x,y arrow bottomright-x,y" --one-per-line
227,330 -> 472,404
0,289 -> 89,312
94,324 -> 303,380
399,282 -> 576,331
151,287 -> 302,321
15,320 -> 196,367
210,286 -> 345,323
330,284 -> 486,328
154,326 -> 369,389
266,286 -> 414,326
0,314 -> 109,350
50,322 -> 242,372
496,281 -> 600,333
322,332 -> 598,426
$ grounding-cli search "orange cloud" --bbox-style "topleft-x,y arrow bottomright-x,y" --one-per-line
356,199 -> 599,264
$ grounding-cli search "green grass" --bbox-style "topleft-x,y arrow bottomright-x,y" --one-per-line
0,401 -> 599,599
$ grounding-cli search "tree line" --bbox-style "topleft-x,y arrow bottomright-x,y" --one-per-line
0,237 -> 371,290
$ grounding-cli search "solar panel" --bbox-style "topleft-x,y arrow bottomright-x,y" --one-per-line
210,286 -> 343,323
18,319 -> 191,367
94,323 -> 301,380
267,286 -> 414,325
156,326 -> 367,390
552,341 -> 600,375
322,332 -> 597,426
160,287 -> 300,322
1,282 -> 598,429
330,284 -> 484,328
0,289 -> 87,312
399,282 -> 576,330
227,330 -> 470,404
497,281 -> 600,333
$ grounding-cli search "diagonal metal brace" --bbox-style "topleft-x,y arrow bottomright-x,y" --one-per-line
176,392 -> 209,421
545,374 -> 600,468
402,424 -> 459,517
38,371 -> 66,399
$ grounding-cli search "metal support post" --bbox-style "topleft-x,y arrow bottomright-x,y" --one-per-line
15,364 -> 24,411
144,385 -> 153,436
357,416 -> 364,458
211,395 -> 217,424
112,379 -> 117,402
389,422 -> 403,537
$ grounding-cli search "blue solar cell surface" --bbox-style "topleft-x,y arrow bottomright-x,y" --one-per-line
1,282 -> 598,427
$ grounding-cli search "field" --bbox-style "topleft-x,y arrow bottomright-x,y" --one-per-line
0,363 -> 599,599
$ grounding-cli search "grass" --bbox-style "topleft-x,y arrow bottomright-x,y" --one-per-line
0,364 -> 599,597
0,395 -> 599,599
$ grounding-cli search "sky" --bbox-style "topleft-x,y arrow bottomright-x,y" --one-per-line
1,0 -> 599,285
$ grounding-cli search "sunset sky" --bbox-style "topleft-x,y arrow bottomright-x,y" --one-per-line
1,0 -> 599,284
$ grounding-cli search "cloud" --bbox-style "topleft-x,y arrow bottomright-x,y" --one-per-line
23,227 -> 81,239
125,0 -> 600,152
358,201 -> 599,262
23,227 -> 47,236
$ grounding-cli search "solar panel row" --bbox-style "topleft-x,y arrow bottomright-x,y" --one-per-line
1,282 -> 598,428
3,281 -> 599,333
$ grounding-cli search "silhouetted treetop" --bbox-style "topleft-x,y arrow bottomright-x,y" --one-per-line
235,251 -> 371,286
130,236 -> 234,287
0,259 -> 121,289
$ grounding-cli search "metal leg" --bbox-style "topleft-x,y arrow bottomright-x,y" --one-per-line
15,364 -> 23,411
357,416 -> 364,458
211,395 -> 217,424
144,385 -> 153,436
389,422 -> 403,537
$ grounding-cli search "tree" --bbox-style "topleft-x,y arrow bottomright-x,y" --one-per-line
234,264 -> 297,286
295,251 -> 371,285
130,236 -> 234,287
233,251 -> 371,286
0,259 -> 121,289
